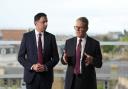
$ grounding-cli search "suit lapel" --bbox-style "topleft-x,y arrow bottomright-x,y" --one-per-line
43,31 -> 48,55
72,37 -> 77,56
31,30 -> 38,56
84,36 -> 91,54
72,37 -> 77,64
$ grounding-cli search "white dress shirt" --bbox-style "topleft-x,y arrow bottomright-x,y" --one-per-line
30,29 -> 44,70
63,35 -> 87,73
35,29 -> 44,49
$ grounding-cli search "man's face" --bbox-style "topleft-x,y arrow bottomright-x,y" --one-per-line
74,20 -> 88,38
35,16 -> 48,32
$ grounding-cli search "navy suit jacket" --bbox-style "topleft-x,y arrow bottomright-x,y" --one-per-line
18,30 -> 59,84
61,36 -> 102,89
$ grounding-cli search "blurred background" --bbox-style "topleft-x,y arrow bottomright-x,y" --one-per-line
0,0 -> 128,89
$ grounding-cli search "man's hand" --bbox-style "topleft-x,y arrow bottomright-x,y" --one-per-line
63,50 -> 68,63
84,53 -> 93,66
32,63 -> 45,72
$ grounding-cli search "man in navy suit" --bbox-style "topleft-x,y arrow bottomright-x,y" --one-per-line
61,17 -> 102,89
18,13 -> 59,89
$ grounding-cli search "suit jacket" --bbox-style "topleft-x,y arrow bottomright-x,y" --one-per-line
61,36 -> 102,89
18,30 -> 59,84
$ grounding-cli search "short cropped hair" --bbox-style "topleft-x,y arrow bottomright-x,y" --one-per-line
34,13 -> 47,22
77,17 -> 89,26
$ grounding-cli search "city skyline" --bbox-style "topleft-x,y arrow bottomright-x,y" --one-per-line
0,0 -> 128,35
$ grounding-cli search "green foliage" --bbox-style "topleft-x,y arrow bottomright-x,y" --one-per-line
11,85 -> 18,89
97,83 -> 104,89
101,45 -> 115,53
120,36 -> 128,42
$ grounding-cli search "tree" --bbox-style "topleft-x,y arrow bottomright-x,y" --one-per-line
120,36 -> 128,42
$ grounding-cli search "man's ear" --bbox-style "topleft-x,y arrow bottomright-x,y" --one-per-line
86,27 -> 88,31
34,22 -> 37,25
87,26 -> 88,30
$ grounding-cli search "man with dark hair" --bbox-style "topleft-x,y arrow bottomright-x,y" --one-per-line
61,17 -> 102,89
18,12 -> 59,89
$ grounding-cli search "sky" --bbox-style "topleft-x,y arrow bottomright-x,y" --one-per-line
0,0 -> 128,35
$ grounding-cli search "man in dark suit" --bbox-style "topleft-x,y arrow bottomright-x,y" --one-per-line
61,17 -> 102,89
18,13 -> 59,89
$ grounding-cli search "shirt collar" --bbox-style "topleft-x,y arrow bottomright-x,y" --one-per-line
35,29 -> 44,36
77,35 -> 87,41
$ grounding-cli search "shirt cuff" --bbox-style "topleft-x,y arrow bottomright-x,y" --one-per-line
31,65 -> 34,70
63,56 -> 68,64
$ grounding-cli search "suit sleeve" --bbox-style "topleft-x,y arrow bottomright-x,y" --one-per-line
45,35 -> 59,70
61,40 -> 73,65
93,42 -> 102,68
18,34 -> 33,70
61,40 -> 67,65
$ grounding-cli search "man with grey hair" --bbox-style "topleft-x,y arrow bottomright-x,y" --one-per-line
61,17 -> 102,89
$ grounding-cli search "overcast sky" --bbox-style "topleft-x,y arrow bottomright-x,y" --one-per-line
0,0 -> 128,35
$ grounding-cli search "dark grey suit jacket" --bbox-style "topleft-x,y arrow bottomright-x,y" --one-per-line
18,30 -> 59,84
61,36 -> 102,89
